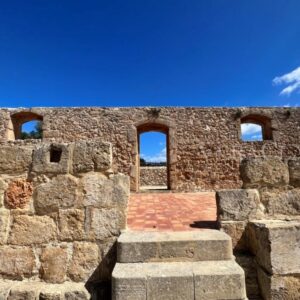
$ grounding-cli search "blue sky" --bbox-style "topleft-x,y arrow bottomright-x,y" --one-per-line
0,0 -> 300,109
2,1 -> 300,160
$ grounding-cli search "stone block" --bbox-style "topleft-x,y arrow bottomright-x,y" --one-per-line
260,188 -> 300,216
9,215 -> 57,245
4,179 -> 33,209
248,220 -> 300,275
0,145 -> 32,175
0,246 -> 35,279
86,207 -> 125,240
0,209 -> 10,244
147,263 -> 194,300
58,209 -> 85,241
0,281 -> 13,300
257,267 -> 300,300
32,143 -> 72,175
0,179 -> 7,208
240,157 -> 289,188
40,246 -> 68,283
7,283 -> 40,300
34,174 -> 80,215
217,189 -> 263,221
219,221 -> 247,252
72,140 -> 112,173
82,173 -> 129,209
193,260 -> 246,300
117,230 -> 232,263
289,158 -> 300,187
68,242 -> 100,282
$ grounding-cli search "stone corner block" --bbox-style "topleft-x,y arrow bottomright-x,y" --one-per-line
288,158 -> 300,187
217,189 -> 263,221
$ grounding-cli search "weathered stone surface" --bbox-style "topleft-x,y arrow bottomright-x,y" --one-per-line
64,291 -> 89,300
0,209 -> 10,244
0,179 -> 7,207
40,246 -> 68,283
248,220 -> 300,275
147,263 -> 194,300
236,254 -> 260,299
260,188 -> 300,216
4,179 -> 33,209
193,260 -> 246,300
58,209 -> 85,241
117,230 -> 232,263
72,140 -> 112,173
0,281 -> 13,299
39,292 -> 62,300
34,174 -> 80,214
82,173 -> 129,209
9,215 -> 56,245
32,143 -> 72,175
68,242 -> 100,282
140,166 -> 167,186
217,189 -> 264,221
240,157 -> 289,188
219,221 -> 247,252
86,207 -> 125,240
0,246 -> 35,279
7,284 -> 40,300
257,267 -> 300,300
289,158 -> 300,187
0,145 -> 33,175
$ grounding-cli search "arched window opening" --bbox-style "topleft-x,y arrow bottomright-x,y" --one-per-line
240,114 -> 272,141
10,112 -> 43,140
137,123 -> 169,191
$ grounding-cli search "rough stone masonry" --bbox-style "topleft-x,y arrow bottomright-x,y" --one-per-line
0,106 -> 299,299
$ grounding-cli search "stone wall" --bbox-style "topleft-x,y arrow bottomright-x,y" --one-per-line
217,156 -> 300,299
0,107 -> 299,191
140,166 -> 167,186
0,140 -> 129,299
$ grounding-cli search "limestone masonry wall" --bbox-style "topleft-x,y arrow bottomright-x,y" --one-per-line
0,140 -> 129,299
0,107 -> 299,192
140,166 -> 167,186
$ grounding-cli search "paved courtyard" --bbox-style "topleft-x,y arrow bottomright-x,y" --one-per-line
127,192 -> 217,231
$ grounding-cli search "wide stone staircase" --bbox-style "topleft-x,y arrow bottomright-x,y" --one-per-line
112,230 -> 247,300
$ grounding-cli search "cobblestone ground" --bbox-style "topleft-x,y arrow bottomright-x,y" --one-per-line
127,192 -> 217,231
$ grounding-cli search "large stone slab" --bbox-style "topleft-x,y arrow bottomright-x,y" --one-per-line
34,174 -> 80,214
248,220 -> 300,275
9,215 -> 57,245
260,188 -> 300,216
240,157 -> 289,188
40,246 -> 68,283
0,209 -> 9,245
0,246 -> 35,279
81,173 -> 129,209
288,158 -> 300,187
72,140 -> 112,173
32,143 -> 72,175
0,145 -> 33,175
86,207 -> 126,240
117,230 -> 232,263
112,261 -> 246,300
68,242 -> 100,282
257,266 -> 300,300
193,260 -> 246,300
216,189 -> 263,221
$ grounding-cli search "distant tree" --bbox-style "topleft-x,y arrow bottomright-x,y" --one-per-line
21,121 -> 42,140
140,158 -> 146,166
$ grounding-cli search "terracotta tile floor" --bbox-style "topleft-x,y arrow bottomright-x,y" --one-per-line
127,192 -> 217,231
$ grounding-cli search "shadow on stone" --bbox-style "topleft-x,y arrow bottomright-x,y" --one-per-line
190,220 -> 218,229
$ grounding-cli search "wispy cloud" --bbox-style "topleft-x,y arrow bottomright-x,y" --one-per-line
273,66 -> 300,96
241,123 -> 262,135
141,147 -> 166,162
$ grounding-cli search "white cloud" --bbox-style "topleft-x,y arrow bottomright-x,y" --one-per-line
241,123 -> 262,135
273,66 -> 300,96
141,147 -> 166,163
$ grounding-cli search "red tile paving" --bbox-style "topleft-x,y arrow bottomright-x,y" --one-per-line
127,192 -> 217,231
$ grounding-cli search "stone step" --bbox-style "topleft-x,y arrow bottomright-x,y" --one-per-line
112,260 -> 247,300
117,230 -> 233,263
